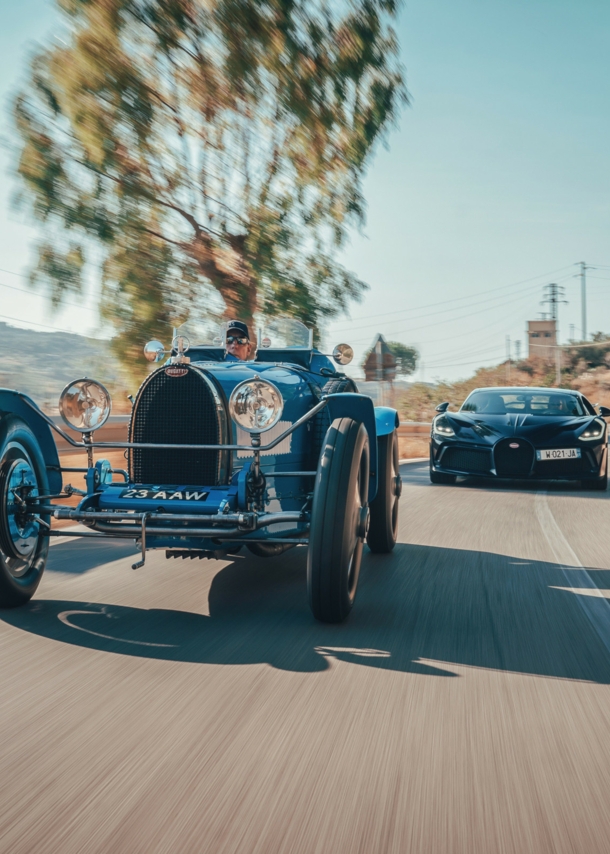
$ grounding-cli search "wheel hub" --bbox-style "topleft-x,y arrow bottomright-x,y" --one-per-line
0,458 -> 40,559
357,505 -> 370,540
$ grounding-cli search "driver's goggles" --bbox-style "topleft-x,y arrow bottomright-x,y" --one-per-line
227,335 -> 248,345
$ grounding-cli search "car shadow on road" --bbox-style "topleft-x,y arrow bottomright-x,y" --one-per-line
47,538 -> 139,574
3,543 -> 610,680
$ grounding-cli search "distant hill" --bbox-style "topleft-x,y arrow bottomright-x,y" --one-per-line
0,322 -> 129,412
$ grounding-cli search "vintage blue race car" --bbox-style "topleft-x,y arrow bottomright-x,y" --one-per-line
0,317 -> 401,622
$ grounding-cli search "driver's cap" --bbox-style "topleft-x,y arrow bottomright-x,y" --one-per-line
226,320 -> 249,340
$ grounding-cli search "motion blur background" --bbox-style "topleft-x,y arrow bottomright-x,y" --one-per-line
0,0 -> 609,393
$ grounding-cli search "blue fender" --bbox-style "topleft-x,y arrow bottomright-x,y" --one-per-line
0,389 -> 62,493
374,406 -> 400,437
325,393 -> 378,501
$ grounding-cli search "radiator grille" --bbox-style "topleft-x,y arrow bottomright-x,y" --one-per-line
130,367 -> 225,485
494,438 -> 534,477
441,447 -> 491,474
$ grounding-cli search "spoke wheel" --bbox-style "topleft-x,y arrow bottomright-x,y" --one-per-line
367,430 -> 401,553
0,418 -> 49,608
307,417 -> 370,623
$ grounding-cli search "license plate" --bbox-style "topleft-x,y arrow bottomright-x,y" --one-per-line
536,448 -> 581,461
120,488 -> 209,501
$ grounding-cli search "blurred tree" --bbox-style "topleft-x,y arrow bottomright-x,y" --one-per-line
15,0 -> 406,366
386,340 -> 418,376
361,339 -> 418,377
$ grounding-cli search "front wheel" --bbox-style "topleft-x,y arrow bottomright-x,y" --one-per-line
308,417 -> 370,623
0,417 -> 50,608
367,430 -> 401,553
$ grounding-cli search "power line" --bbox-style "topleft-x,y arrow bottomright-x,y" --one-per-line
341,277 -> 551,337
0,312 -> 103,338
0,280 -> 99,314
346,284 -> 549,346
331,263 -> 576,327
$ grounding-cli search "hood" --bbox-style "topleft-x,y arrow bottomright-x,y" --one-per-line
191,359 -> 317,412
446,412 -> 594,443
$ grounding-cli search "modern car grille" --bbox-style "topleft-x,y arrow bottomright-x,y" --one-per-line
494,438 -> 534,477
441,447 -> 491,474
130,366 -> 226,485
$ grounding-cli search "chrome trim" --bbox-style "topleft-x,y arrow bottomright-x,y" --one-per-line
128,364 -> 231,485
50,507 -> 307,540
19,393 -> 328,454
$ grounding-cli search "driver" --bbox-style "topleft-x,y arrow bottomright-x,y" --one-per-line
224,321 -> 252,361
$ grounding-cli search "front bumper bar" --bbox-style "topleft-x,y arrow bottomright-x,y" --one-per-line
21,393 -> 328,454
52,506 -> 306,538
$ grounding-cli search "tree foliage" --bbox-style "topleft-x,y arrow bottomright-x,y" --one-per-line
386,340 -> 418,376
15,0 -> 406,365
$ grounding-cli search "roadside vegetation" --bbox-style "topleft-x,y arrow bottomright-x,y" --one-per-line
398,335 -> 610,423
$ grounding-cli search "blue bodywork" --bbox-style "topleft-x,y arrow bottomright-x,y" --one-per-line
4,344 -> 399,556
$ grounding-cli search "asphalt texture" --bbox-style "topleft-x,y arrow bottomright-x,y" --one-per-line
2,462 -> 610,853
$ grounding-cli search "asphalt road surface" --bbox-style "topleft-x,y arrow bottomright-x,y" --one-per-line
2,461 -> 610,854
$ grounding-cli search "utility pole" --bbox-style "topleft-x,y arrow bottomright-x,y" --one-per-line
506,336 -> 511,383
514,340 -> 521,361
569,323 -> 575,342
555,344 -> 561,386
578,262 -> 595,341
375,336 -> 383,406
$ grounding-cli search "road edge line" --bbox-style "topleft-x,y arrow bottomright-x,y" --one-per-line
535,490 -> 610,657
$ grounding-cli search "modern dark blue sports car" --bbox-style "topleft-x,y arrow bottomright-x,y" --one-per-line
429,386 -> 610,489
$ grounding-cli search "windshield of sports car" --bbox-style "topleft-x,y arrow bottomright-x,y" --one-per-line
461,391 -> 587,417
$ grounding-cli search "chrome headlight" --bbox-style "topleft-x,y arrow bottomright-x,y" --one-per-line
580,417 -> 606,441
229,379 -> 284,433
59,379 -> 112,433
433,415 -> 455,437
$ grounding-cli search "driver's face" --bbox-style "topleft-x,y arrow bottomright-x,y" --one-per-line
226,332 -> 250,361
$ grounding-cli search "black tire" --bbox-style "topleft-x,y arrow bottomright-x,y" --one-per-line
308,417 -> 370,623
429,451 -> 456,484
367,430 -> 400,553
309,377 -> 359,469
246,542 -> 293,557
0,417 -> 50,608
321,377 -> 358,395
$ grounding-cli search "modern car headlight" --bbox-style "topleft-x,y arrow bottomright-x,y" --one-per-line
433,415 -> 455,437
580,417 -> 606,441
229,379 -> 284,433
59,378 -> 112,433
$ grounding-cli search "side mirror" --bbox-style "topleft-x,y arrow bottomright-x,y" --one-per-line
598,406 -> 610,418
143,340 -> 166,363
435,401 -> 450,413
332,343 -> 354,366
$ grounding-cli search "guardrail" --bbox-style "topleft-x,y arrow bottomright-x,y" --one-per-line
51,415 -> 431,454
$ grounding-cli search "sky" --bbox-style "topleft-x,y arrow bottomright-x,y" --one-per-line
0,0 -> 609,382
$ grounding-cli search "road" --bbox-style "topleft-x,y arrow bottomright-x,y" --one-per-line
2,462 -> 610,853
